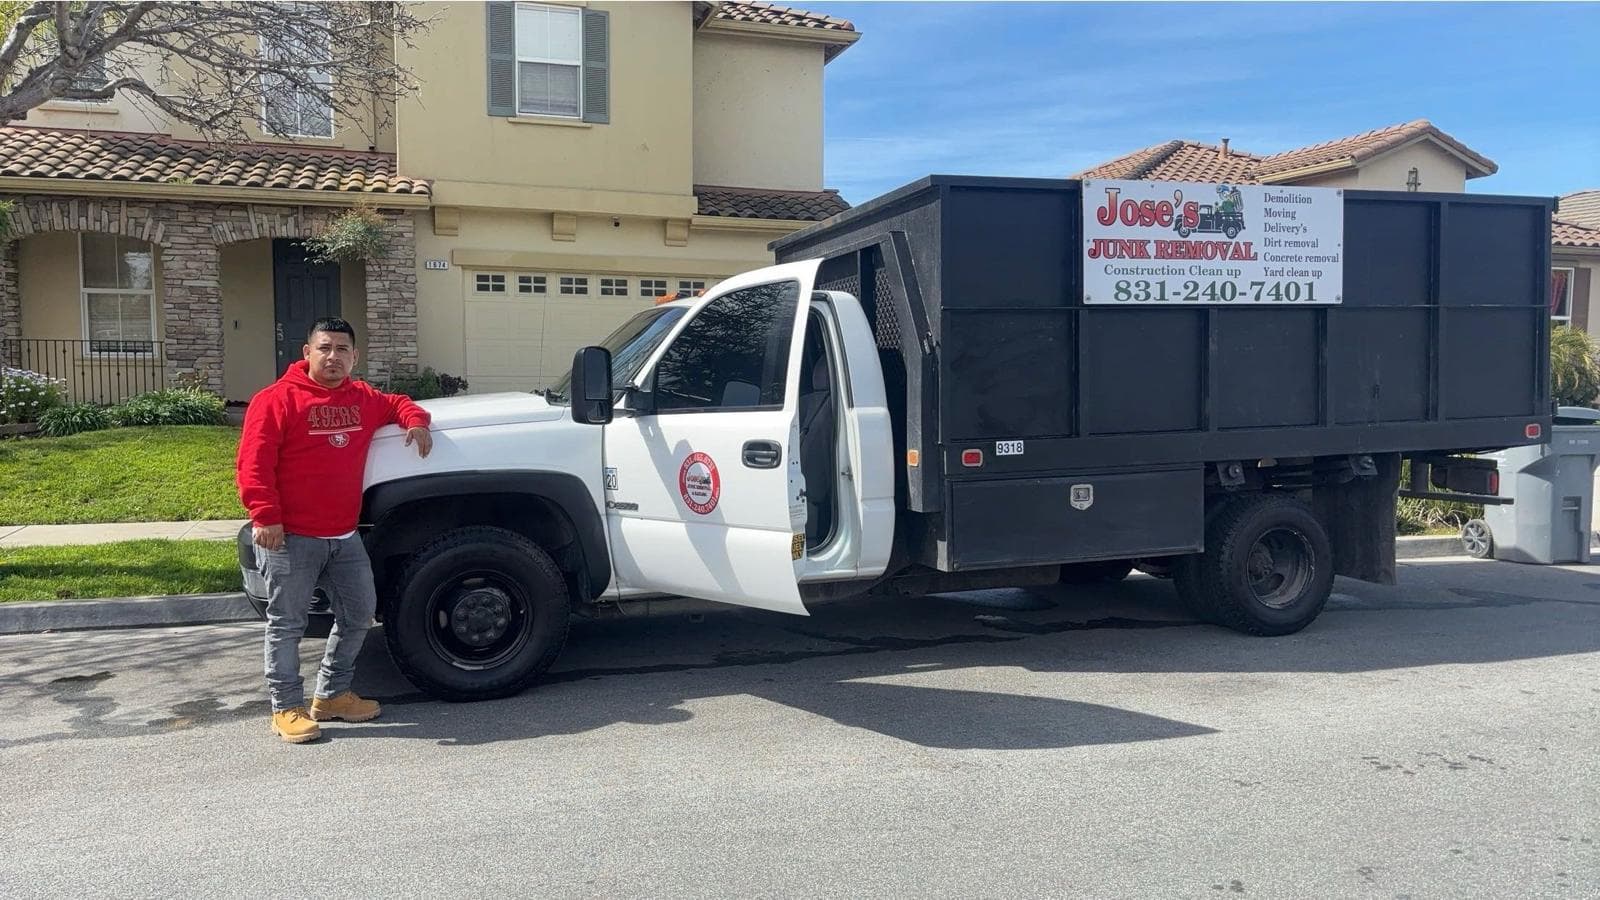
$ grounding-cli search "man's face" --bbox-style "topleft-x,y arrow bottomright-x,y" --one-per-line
304,330 -> 358,386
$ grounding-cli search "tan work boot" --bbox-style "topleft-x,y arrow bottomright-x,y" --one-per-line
310,691 -> 382,723
270,707 -> 322,744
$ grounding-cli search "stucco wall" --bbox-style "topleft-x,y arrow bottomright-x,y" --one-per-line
693,32 -> 824,191
25,42 -> 396,154
1357,142 -> 1470,193
396,1 -> 694,208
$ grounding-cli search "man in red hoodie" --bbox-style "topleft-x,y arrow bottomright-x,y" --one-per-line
237,317 -> 433,744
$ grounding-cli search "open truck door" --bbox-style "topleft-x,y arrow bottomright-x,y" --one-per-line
601,260 -> 822,615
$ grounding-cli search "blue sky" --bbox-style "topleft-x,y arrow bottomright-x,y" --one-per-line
819,2 -> 1599,205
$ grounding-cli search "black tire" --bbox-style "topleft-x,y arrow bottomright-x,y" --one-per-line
1461,519 -> 1494,559
1224,224 -> 1240,239
1174,494 -> 1333,636
1059,560 -> 1134,584
1177,223 -> 1192,238
384,526 -> 571,702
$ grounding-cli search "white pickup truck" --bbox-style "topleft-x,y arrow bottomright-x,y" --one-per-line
242,175 -> 1549,702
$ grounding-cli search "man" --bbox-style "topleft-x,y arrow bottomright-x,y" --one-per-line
237,317 -> 433,744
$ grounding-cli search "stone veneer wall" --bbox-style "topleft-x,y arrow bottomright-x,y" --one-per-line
0,195 -> 418,391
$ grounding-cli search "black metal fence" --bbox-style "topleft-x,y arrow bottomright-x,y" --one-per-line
2,339 -> 168,405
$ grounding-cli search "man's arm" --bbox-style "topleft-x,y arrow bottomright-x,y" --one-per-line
379,388 -> 433,458
237,394 -> 287,549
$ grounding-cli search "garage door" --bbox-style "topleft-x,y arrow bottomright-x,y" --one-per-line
463,271 -> 714,394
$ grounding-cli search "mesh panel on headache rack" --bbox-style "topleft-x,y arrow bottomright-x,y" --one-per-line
871,265 -> 901,350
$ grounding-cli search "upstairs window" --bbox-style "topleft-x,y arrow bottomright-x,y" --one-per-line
515,4 -> 581,118
261,19 -> 333,138
486,2 -> 608,123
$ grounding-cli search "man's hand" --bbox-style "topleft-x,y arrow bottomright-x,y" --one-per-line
405,426 -> 433,458
253,524 -> 286,551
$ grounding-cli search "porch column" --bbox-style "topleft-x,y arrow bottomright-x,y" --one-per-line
160,215 -> 225,395
364,210 -> 419,381
0,239 -> 18,367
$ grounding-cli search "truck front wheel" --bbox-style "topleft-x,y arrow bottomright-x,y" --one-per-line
1174,494 -> 1333,636
384,526 -> 571,702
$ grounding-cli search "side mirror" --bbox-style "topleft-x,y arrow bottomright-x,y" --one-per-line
570,346 -> 613,425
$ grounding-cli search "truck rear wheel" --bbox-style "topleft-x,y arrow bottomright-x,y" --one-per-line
1174,494 -> 1333,636
384,526 -> 571,702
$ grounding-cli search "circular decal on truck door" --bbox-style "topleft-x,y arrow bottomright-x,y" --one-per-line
678,452 -> 721,515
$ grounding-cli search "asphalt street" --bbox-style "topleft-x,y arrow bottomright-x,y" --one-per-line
1,558 -> 1596,898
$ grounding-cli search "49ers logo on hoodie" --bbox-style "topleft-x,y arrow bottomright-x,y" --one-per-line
308,404 -> 362,448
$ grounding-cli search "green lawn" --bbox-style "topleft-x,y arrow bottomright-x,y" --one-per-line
0,426 -> 245,525
0,539 -> 240,602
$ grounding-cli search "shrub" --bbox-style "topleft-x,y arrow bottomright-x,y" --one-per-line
303,205 -> 390,264
388,367 -> 468,400
1551,325 -> 1600,408
111,388 -> 227,427
38,402 -> 114,437
0,367 -> 64,425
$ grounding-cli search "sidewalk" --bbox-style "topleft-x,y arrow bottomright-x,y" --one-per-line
0,519 -> 248,548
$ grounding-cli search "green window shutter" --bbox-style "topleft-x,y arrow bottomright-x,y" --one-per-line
486,2 -> 516,117
581,9 -> 609,124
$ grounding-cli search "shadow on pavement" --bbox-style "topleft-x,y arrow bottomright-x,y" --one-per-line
1,559 -> 1595,752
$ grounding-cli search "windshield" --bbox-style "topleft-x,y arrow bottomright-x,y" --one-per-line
542,306 -> 688,405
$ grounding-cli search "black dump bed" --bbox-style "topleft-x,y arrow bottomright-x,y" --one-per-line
772,176 -> 1554,572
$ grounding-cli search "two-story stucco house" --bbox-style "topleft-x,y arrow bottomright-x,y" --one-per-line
0,1 -> 857,402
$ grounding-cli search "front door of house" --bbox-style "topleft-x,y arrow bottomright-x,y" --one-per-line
273,239 -> 342,369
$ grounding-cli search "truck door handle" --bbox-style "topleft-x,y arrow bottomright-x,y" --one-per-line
743,440 -> 782,469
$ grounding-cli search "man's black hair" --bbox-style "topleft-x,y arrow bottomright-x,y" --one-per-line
308,317 -> 357,343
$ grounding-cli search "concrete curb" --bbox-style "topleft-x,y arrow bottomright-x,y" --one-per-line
0,537 -> 1587,636
1395,535 -> 1466,559
0,592 -> 258,635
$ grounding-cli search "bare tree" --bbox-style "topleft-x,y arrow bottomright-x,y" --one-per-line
0,2 -> 432,143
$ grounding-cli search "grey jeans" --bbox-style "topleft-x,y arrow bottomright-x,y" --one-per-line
259,533 -> 378,711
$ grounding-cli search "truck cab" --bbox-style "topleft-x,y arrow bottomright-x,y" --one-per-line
348,260 -> 895,700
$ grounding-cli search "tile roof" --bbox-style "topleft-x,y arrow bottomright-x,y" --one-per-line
1077,140 -> 1263,184
705,2 -> 858,59
0,127 -> 428,195
1553,218 -> 1600,251
1256,119 -> 1496,178
711,2 -> 855,33
1077,120 -> 1497,186
1559,190 -> 1600,230
695,184 -> 849,222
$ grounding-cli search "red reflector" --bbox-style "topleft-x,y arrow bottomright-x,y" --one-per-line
1489,472 -> 1500,495
961,449 -> 984,467
1526,423 -> 1542,439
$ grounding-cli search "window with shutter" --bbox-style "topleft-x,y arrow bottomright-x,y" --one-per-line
485,3 -> 608,123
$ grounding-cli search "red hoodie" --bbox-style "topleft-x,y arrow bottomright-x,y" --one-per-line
236,361 -> 431,538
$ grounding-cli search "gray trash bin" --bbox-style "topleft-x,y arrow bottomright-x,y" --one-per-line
1481,406 -> 1600,564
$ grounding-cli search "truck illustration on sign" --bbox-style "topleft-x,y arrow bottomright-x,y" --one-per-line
1177,184 -> 1246,239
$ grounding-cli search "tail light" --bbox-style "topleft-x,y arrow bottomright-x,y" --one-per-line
961,449 -> 983,467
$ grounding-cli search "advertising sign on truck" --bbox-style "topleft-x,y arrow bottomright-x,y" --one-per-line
1082,178 -> 1345,305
